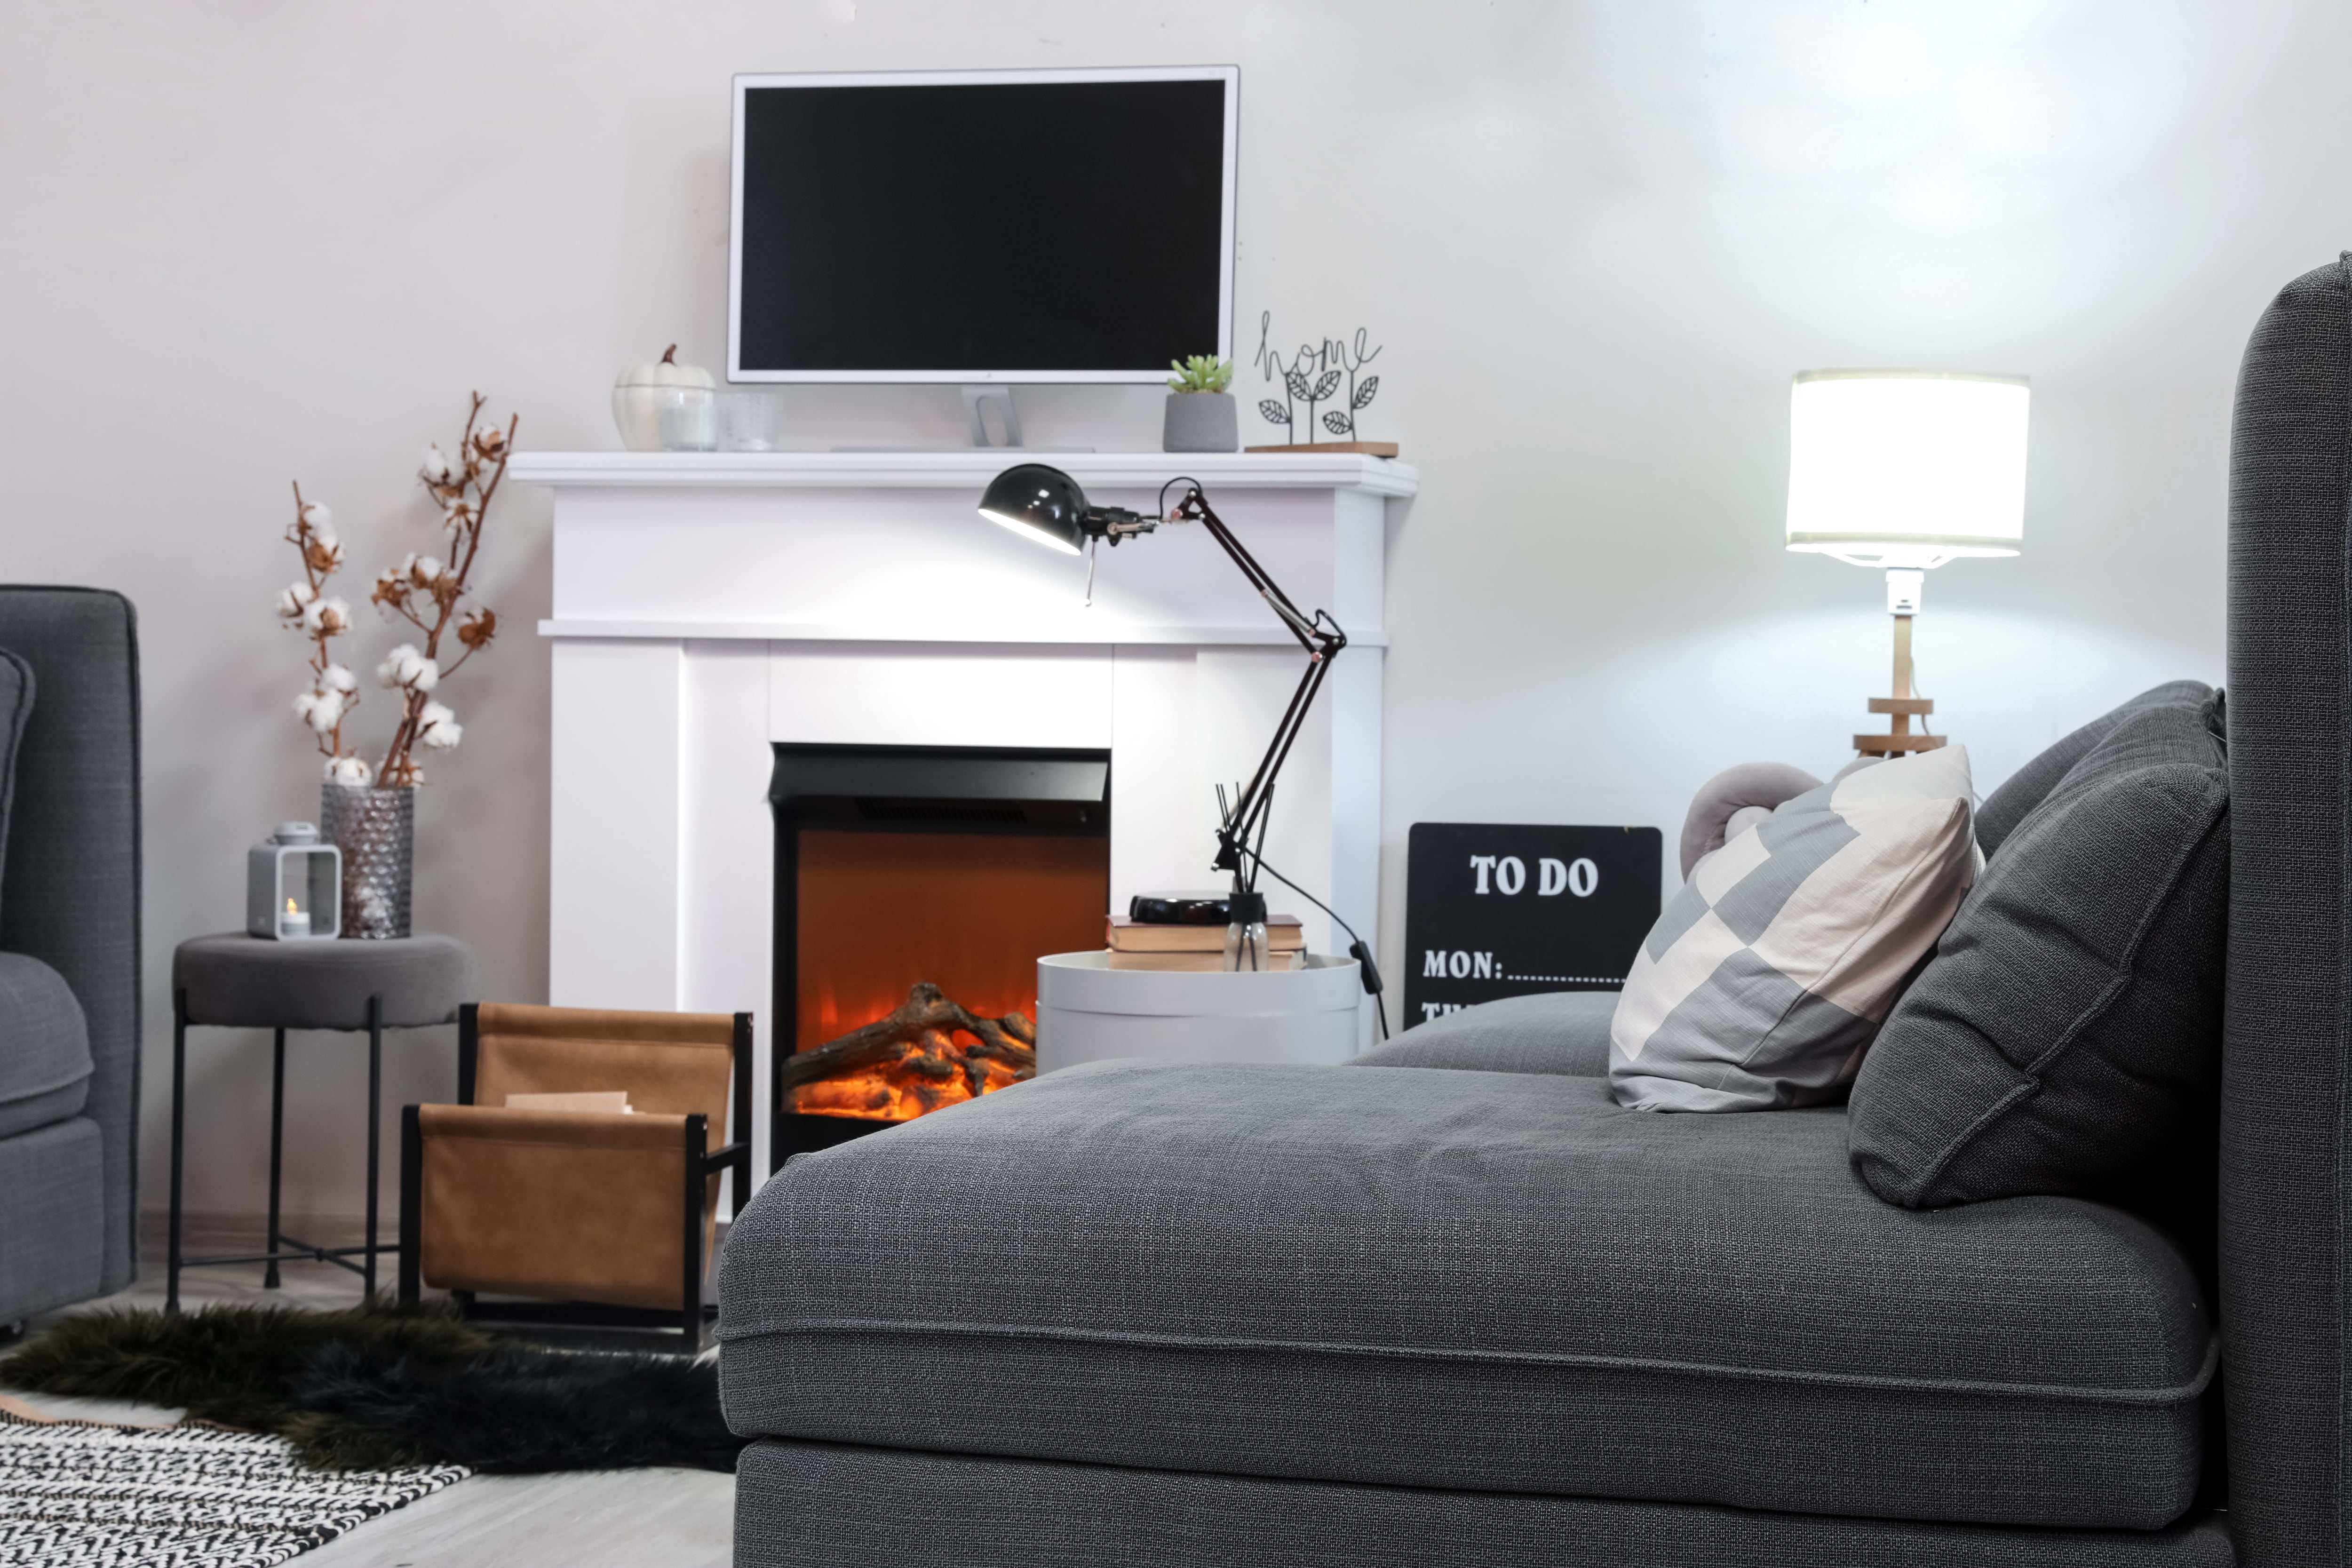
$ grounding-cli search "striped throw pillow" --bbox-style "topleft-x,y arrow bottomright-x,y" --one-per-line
1610,746 -> 1978,1112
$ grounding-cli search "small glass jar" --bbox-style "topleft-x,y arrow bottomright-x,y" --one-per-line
1222,890 -> 1271,972
721,391 -> 785,452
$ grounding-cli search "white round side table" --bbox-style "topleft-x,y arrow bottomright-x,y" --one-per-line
1033,951 -> 1364,1073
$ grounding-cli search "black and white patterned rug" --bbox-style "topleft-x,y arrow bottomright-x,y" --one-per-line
0,1410 -> 467,1567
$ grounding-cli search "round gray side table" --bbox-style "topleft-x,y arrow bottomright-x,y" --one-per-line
168,932 -> 475,1311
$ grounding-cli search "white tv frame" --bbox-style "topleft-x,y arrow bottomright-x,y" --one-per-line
728,65 -> 1240,385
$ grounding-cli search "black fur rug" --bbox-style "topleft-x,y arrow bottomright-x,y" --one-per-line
0,1299 -> 744,1473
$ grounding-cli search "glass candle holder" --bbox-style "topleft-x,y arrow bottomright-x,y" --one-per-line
656,387 -> 717,453
721,391 -> 786,452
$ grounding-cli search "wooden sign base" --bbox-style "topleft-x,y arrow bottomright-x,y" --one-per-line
1243,441 -> 1400,457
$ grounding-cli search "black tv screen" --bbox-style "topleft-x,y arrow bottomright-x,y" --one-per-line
730,70 -> 1236,382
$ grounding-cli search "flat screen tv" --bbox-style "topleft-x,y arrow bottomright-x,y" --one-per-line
729,67 -> 1238,383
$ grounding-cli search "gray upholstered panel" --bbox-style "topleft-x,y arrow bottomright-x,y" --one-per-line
721,1060 -> 2210,1529
0,589 -> 138,1296
1348,989 -> 1615,1075
172,932 -> 475,1030
2222,254 -> 2352,1564
734,1441 -> 2236,1568
1975,680 -> 2210,856
0,1115 -> 104,1322
0,953 -> 89,1138
0,650 -> 30,909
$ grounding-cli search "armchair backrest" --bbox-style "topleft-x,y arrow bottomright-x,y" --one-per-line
0,588 -> 139,1297
2225,255 -> 2352,1565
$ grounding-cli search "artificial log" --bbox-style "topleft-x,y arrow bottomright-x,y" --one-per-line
779,981 -> 1038,1106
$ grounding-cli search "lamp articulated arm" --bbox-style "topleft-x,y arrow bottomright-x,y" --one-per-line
973,462 -> 1349,885
1160,484 -> 1349,879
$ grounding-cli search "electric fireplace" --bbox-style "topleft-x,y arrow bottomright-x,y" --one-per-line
768,743 -> 1110,1169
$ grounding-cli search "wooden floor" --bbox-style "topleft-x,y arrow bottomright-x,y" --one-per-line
10,1221 -> 734,1568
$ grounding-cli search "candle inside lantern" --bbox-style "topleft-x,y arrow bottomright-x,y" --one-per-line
281,895 -> 310,939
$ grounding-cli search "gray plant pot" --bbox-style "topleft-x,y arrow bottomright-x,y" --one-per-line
1163,391 -> 1240,453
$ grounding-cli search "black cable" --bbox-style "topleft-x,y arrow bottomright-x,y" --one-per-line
1235,844 -> 1390,1042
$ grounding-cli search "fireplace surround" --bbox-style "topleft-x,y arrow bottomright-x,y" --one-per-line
517,449 -> 1417,1188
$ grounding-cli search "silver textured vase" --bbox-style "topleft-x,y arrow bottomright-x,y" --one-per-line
321,783 -> 413,939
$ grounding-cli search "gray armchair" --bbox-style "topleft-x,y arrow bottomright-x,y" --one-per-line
715,259 -> 2352,1566
0,588 -> 141,1318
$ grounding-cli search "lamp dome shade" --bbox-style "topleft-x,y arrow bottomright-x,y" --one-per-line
1785,370 -> 2029,569
978,464 -> 1089,555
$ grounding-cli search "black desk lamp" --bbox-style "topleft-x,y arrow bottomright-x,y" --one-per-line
978,464 -> 1386,1026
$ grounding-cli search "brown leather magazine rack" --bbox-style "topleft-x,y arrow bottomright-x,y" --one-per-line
397,1002 -> 753,1349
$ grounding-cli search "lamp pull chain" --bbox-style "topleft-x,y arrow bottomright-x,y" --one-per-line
1083,537 -> 1098,606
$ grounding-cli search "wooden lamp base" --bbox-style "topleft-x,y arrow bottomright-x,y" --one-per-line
1856,613 -> 1946,757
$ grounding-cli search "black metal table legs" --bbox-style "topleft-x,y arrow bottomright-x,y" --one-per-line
167,990 -> 187,1314
265,1027 -> 284,1289
166,991 -> 402,1313
365,995 -> 381,1298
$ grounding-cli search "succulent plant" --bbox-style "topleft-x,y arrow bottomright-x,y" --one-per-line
1166,355 -> 1235,394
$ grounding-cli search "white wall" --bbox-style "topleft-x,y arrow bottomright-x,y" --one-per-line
0,0 -> 2338,1222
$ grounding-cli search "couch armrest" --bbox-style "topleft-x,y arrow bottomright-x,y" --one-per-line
1349,990 -> 1616,1077
0,588 -> 138,1296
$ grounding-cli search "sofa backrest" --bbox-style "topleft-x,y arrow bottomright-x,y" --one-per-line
2226,255 -> 2352,1566
0,588 -> 139,1297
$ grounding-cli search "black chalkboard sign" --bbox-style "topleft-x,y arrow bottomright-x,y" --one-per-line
1403,823 -> 1663,1028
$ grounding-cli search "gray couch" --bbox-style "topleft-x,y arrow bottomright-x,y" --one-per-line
0,589 -> 141,1320
715,259 -> 2352,1565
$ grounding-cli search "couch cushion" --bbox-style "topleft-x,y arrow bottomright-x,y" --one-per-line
0,953 -> 90,1139
719,1059 -> 2212,1530
1848,704 -> 2227,1253
1348,989 -> 1614,1075
1975,680 -> 2212,855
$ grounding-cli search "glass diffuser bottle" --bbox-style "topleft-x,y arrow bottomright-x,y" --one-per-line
1222,890 -> 1270,972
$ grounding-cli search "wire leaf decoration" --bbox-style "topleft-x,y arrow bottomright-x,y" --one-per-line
1253,314 -> 1384,443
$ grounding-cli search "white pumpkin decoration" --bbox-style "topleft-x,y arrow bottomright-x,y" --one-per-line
612,345 -> 716,452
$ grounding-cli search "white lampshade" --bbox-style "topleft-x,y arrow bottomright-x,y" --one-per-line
1785,370 -> 2030,570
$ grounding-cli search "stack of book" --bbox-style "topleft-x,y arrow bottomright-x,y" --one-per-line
1106,914 -> 1306,971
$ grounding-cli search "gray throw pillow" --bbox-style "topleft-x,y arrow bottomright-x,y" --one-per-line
0,650 -> 29,912
1847,701 -> 2226,1228
1974,679 -> 2211,856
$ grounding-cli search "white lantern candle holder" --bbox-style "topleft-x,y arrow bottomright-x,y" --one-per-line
246,821 -> 341,941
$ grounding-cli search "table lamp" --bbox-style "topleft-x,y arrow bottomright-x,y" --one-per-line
1784,369 -> 2030,756
978,464 -> 1387,1014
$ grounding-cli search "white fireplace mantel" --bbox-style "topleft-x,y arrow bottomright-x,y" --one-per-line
515,448 -> 1417,1186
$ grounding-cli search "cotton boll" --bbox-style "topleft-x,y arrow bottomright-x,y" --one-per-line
301,503 -> 334,534
418,699 -> 461,749
276,581 -> 318,619
375,644 -> 440,692
421,445 -> 452,482
293,689 -> 344,733
411,556 -> 444,585
320,663 -> 357,692
325,754 -> 374,786
314,597 -> 351,634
